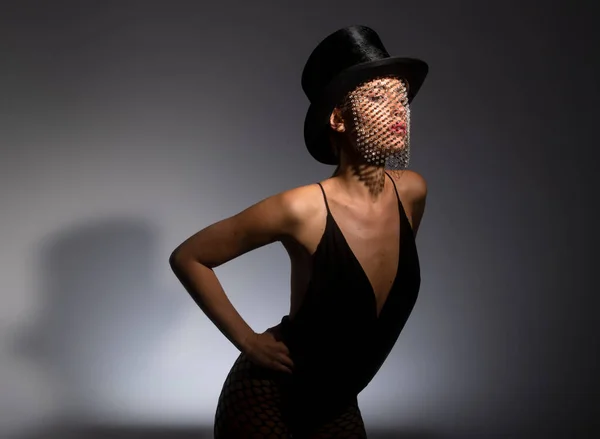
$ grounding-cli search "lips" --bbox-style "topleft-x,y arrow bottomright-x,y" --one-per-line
390,122 -> 406,134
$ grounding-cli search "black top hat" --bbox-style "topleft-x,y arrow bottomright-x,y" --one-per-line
302,25 -> 429,165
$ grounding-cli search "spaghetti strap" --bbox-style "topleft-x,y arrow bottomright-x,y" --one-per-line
215,173 -> 421,438
384,171 -> 400,200
316,182 -> 331,214
385,172 -> 414,236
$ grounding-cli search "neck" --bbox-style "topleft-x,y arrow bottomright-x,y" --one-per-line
331,153 -> 389,202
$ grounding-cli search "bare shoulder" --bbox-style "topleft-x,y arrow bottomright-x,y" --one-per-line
277,183 -> 325,221
388,169 -> 428,235
218,183 -> 319,233
170,182 -> 322,269
389,169 -> 427,201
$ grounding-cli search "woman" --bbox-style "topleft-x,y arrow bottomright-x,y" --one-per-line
170,25 -> 429,438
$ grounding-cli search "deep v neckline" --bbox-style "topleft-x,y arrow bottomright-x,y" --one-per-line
323,173 -> 403,320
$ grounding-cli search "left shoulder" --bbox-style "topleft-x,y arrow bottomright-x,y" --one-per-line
389,169 -> 427,202
388,170 -> 428,235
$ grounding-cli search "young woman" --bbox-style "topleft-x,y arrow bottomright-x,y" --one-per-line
170,25 -> 429,438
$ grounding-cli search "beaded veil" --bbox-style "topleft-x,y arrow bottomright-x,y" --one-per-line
336,75 -> 411,171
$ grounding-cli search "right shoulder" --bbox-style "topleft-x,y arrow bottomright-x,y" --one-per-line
276,182 -> 326,228
170,182 -> 325,269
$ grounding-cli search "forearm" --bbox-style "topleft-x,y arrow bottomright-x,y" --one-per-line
170,256 -> 255,353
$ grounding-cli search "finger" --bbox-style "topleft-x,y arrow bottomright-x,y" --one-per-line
278,354 -> 294,369
278,363 -> 293,374
276,342 -> 291,355
269,359 -> 290,374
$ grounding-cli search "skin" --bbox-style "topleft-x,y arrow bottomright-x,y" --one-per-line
170,77 -> 427,374
336,76 -> 410,161
287,77 -> 425,320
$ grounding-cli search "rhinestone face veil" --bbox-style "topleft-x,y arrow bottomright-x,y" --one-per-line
337,75 -> 411,170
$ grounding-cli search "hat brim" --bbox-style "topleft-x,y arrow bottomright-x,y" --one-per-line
304,57 -> 428,165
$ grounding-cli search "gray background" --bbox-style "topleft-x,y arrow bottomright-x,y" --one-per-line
1,1 -> 598,438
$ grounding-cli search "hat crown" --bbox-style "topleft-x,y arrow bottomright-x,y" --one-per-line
301,25 -> 390,103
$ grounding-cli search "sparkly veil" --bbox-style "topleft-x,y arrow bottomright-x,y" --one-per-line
337,75 -> 411,171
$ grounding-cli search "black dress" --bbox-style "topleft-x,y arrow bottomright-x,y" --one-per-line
214,172 -> 421,438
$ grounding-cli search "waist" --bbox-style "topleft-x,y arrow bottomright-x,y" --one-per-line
278,315 -> 376,393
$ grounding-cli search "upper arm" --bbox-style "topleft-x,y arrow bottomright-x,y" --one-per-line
170,189 -> 304,269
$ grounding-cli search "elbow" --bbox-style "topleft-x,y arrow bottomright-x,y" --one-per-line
169,247 -> 187,274
169,242 -> 216,275
169,246 -> 209,275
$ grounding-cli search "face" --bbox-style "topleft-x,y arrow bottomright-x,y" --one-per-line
333,76 -> 411,169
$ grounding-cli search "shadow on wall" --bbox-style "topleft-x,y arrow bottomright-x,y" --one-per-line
10,218 -> 185,429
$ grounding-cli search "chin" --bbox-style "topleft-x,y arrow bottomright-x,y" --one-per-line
385,142 -> 406,151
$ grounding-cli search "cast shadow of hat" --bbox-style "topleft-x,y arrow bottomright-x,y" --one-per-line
12,217 -> 185,427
